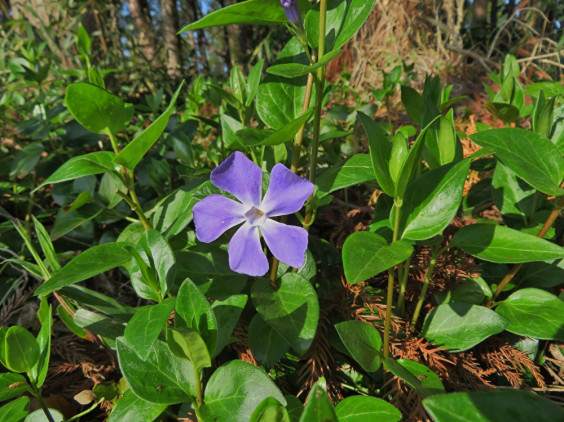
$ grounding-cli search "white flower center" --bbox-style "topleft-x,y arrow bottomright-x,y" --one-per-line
244,206 -> 267,226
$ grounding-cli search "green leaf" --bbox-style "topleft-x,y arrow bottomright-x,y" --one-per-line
115,81 -> 184,170
401,85 -> 425,126
519,259 -> 564,288
117,337 -> 196,404
246,59 -> 264,108
266,49 -> 342,78
335,320 -> 382,372
400,159 -> 470,240
248,314 -> 289,367
434,276 -> 492,305
29,299 -> 52,388
34,152 -> 119,191
237,111 -> 313,146
56,305 -> 90,340
65,82 -> 130,134
32,216 -> 60,272
166,327 -> 211,371
76,24 -> 91,55
306,0 -> 376,52
10,142 -> 43,179
0,373 -> 30,401
384,358 -> 445,397
200,360 -> 286,422
176,278 -> 218,357
257,38 -> 315,130
74,309 -> 125,340
124,299 -> 175,360
51,204 -> 104,240
491,161 -> 535,222
342,232 -> 413,284
35,242 -> 132,296
495,288 -> 564,340
298,379 -> 338,422
470,128 -> 564,196
128,229 -> 176,301
175,250 -> 247,299
485,102 -> 520,123
58,285 -> 135,322
3,326 -> 39,373
358,112 -> 394,196
335,396 -> 402,422
211,295 -> 248,358
421,303 -> 508,352
108,389 -> 167,422
315,154 -> 374,199
179,0 -> 294,31
451,224 -> 564,263
250,397 -> 290,422
423,390 -> 564,422
0,396 -> 29,422
252,274 -> 319,355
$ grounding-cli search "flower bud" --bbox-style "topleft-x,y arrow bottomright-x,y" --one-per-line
280,0 -> 304,30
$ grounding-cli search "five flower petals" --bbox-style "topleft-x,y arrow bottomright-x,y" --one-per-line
193,152 -> 314,276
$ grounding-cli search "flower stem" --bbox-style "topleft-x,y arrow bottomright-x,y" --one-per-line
383,200 -> 402,359
290,72 -> 315,174
485,204 -> 562,308
410,245 -> 440,329
397,255 -> 411,316
30,384 -> 55,422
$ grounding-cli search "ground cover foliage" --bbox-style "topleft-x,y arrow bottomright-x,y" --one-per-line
1,0 -> 564,421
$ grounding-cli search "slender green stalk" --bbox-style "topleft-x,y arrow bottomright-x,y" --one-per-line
383,200 -> 402,359
290,72 -> 315,174
397,255 -> 411,315
64,400 -> 101,422
30,385 -> 55,422
410,245 -> 440,329
195,367 -> 203,407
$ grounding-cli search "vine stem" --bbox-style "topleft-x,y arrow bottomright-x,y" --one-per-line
410,245 -> 440,329
30,385 -> 55,422
485,205 -> 562,307
107,130 -> 152,231
383,201 -> 402,359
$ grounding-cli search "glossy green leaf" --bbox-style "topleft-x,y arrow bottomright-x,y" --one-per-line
175,250 -> 247,299
56,305 -> 89,340
470,128 -> 564,196
451,224 -> 564,263
248,314 -> 289,367
58,285 -> 135,323
176,278 -> 218,356
200,360 -> 286,422
423,390 -> 564,422
151,179 -> 216,237
335,396 -> 402,422
519,259 -> 564,288
117,337 -> 196,404
400,159 -> 470,240
384,358 -> 445,397
257,38 -> 314,130
496,288 -> 564,340
358,112 -> 394,196
3,326 -> 39,373
305,0 -> 376,52
166,327 -> 211,371
179,0 -> 302,31
315,154 -> 374,199
252,273 -> 319,355
74,309 -> 125,340
389,132 -> 408,184
0,373 -> 29,401
0,396 -> 29,422
32,216 -> 60,272
50,204 -> 104,240
422,303 -> 508,352
485,102 -> 520,123
65,82 -> 130,134
434,276 -> 492,305
237,111 -> 313,146
108,389 -> 167,422
401,85 -> 425,126
342,232 -> 413,284
266,49 -> 341,78
34,152 -> 119,191
115,81 -> 184,170
491,161 -> 535,222
211,294 -> 248,358
298,379 -> 338,422
246,59 -> 264,107
124,299 -> 175,360
35,242 -> 132,296
129,229 -> 176,301
250,397 -> 290,422
30,299 -> 52,388
335,320 -> 382,372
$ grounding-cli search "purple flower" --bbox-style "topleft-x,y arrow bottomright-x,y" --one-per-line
193,152 -> 314,277
280,0 -> 304,29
